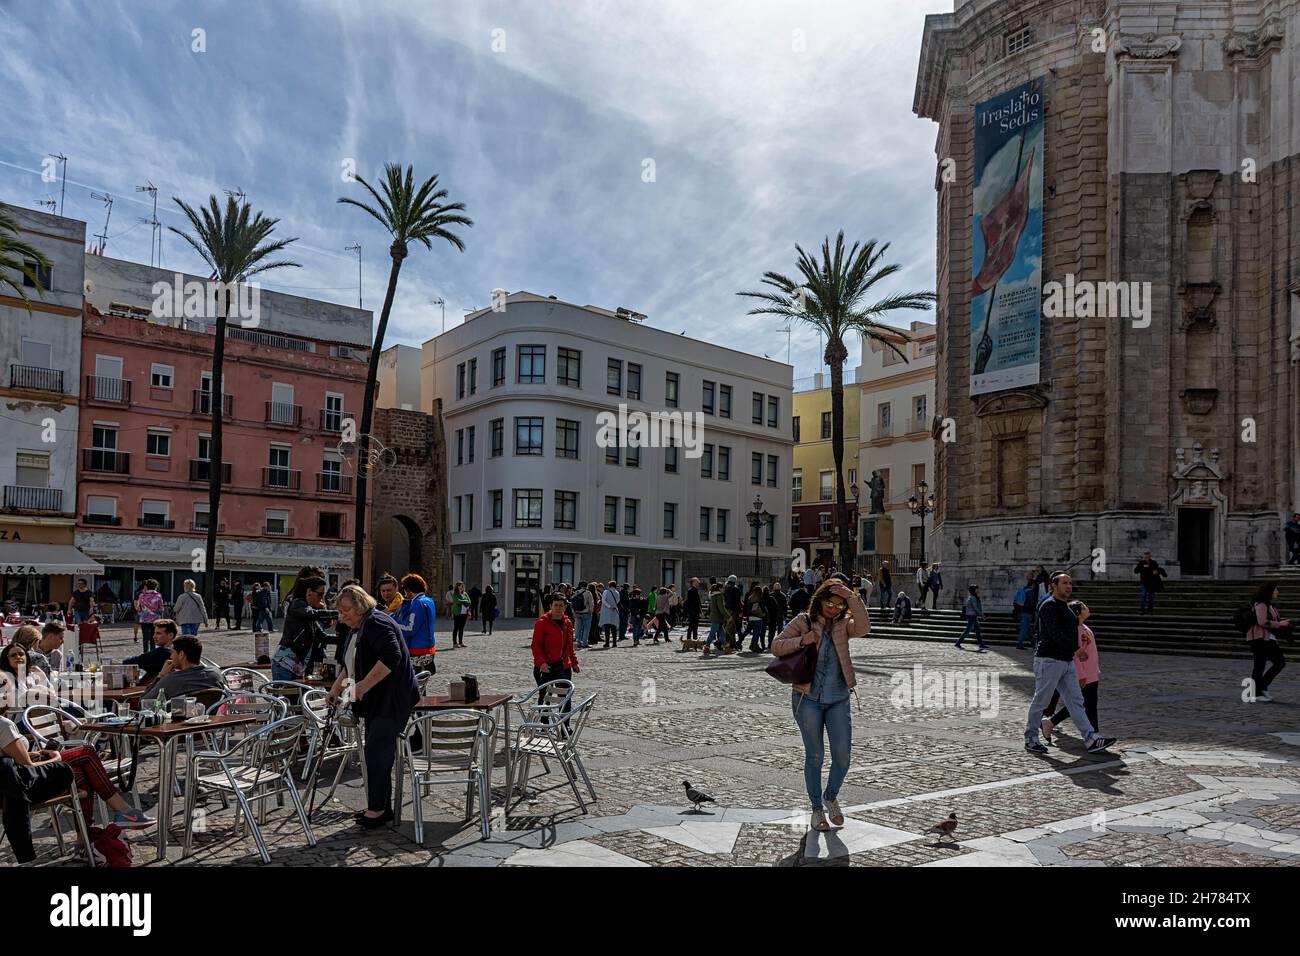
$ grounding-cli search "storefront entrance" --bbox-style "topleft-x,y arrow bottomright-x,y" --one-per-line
512,553 -> 541,618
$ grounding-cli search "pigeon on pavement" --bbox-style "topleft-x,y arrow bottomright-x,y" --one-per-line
683,781 -> 717,814
927,812 -> 959,844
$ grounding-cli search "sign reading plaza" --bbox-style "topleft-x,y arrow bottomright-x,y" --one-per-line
970,77 -> 1044,397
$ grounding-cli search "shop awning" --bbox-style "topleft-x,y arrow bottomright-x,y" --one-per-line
0,544 -> 105,575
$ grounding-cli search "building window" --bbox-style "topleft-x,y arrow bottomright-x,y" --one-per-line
464,494 -> 474,531
767,455 -> 778,488
702,380 -> 715,415
752,392 -> 763,424
193,502 -> 211,532
605,439 -> 621,465
606,358 -> 622,396
767,396 -> 779,428
492,347 -> 506,387
878,402 -> 892,438
490,490 -> 503,528
819,513 -> 831,535
848,468 -> 857,488
267,445 -> 292,488
604,496 -> 619,533
150,364 -> 174,389
1005,26 -> 1033,56
913,395 -> 927,432
626,363 -> 641,400
517,345 -> 546,384
86,495 -> 117,523
699,507 -> 711,541
556,418 -> 580,459
793,470 -> 803,502
319,512 -> 343,539
514,416 -> 543,455
490,418 -> 504,457
701,444 -> 713,479
661,560 -> 678,587
820,470 -> 832,501
146,430 -> 171,457
455,429 -> 464,465
665,371 -> 679,408
22,260 -> 52,290
719,384 -> 732,418
791,514 -> 800,536
716,509 -> 728,542
321,455 -> 343,492
912,462 -> 926,493
513,489 -> 543,528
663,502 -> 676,538
467,425 -> 475,464
751,451 -> 763,485
554,490 -> 578,530
14,450 -> 50,489
456,363 -> 466,399
717,446 -> 730,481
266,509 -> 290,535
323,392 -> 344,432
468,358 -> 477,394
664,441 -> 678,473
766,517 -> 776,547
612,556 -> 631,583
879,467 -> 891,504
821,412 -> 832,439
626,443 -> 640,468
554,552 -> 577,585
792,416 -> 801,442
996,436 -> 1028,508
140,499 -> 171,529
557,347 -> 582,388
624,498 -> 639,535
452,496 -> 462,533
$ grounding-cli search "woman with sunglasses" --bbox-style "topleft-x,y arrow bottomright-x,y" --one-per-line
771,579 -> 871,832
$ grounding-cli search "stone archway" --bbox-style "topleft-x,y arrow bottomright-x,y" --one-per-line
374,513 -> 423,582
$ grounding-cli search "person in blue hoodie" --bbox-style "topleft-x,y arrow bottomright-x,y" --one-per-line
393,573 -> 437,674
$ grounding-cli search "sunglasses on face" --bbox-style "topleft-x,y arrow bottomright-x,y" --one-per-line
824,599 -> 846,610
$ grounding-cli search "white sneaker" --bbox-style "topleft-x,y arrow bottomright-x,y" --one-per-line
1040,718 -> 1054,742
810,809 -> 831,832
1255,692 -> 1274,703
824,798 -> 845,826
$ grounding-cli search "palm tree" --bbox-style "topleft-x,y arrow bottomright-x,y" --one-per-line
338,163 -> 472,579
739,232 -> 936,570
169,196 -> 299,609
0,205 -> 53,308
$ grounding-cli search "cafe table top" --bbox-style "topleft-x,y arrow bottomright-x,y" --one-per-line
98,686 -> 148,702
81,712 -> 260,739
414,693 -> 513,711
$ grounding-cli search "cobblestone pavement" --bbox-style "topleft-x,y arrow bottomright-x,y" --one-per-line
18,621 -> 1300,867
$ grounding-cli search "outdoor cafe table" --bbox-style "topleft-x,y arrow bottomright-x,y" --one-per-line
81,713 -> 260,860
392,694 -> 515,824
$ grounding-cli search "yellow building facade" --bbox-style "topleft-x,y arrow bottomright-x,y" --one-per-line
791,372 -> 860,567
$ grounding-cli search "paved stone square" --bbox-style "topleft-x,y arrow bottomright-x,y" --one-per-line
20,621 -> 1300,867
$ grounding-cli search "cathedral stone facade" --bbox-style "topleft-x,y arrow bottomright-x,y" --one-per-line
914,0 -> 1299,605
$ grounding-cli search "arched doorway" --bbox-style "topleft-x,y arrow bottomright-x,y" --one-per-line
373,514 -> 423,582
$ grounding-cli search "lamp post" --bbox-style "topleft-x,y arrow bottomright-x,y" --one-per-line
745,495 -> 775,578
907,479 -> 937,566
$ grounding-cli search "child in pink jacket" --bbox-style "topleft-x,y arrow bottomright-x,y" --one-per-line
1041,600 -> 1100,740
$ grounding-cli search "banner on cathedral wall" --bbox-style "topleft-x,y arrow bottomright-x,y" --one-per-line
969,78 -> 1044,397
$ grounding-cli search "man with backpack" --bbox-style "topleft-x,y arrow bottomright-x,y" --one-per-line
570,581 -> 592,648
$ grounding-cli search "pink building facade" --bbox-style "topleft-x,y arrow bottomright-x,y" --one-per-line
74,258 -> 373,607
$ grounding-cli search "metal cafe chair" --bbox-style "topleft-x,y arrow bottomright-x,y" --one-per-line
399,709 -> 497,843
509,693 -> 598,813
220,666 -> 269,694
182,715 -> 317,864
511,679 -> 575,777
18,706 -> 112,848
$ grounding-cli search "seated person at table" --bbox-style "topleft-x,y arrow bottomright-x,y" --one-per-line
0,642 -> 51,708
0,705 -> 152,862
152,637 -> 224,700
124,619 -> 178,684
25,622 -> 67,676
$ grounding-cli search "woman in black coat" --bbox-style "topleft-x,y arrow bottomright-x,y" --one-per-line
326,585 -> 419,829
479,586 -> 498,634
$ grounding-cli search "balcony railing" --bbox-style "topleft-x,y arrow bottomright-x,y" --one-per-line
9,365 -> 64,393
3,486 -> 62,511
261,467 -> 301,491
192,390 -> 234,418
316,472 -> 353,494
905,417 -> 929,435
265,401 -> 302,428
320,408 -> 345,433
264,525 -> 295,537
191,520 -> 226,533
81,514 -> 121,526
138,515 -> 175,530
85,375 -> 131,404
188,459 -> 233,484
871,421 -> 894,440
82,449 -> 130,474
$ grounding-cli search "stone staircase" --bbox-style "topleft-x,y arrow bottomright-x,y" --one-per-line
866,572 -> 1300,659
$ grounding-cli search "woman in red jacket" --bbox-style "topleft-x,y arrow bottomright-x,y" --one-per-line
532,594 -> 581,693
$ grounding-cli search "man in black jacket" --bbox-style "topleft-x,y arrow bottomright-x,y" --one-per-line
723,575 -> 742,649
1023,572 -> 1117,755
1134,552 -> 1167,615
684,578 -> 702,642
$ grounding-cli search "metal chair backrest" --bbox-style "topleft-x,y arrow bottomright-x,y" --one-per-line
563,693 -> 597,745
248,715 -> 306,771
207,691 -> 287,724
192,687 -> 227,710
299,689 -> 331,730
405,709 -> 495,760
20,705 -> 79,746
221,666 -> 268,693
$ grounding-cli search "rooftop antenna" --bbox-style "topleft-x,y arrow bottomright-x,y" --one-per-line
89,191 -> 114,255
45,153 -> 67,215
345,243 -> 362,308
35,196 -> 57,213
222,187 -> 246,204
135,181 -> 160,267
432,296 -> 445,333
778,321 -> 792,366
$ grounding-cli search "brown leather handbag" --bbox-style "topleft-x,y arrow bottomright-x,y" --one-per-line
765,615 -> 819,684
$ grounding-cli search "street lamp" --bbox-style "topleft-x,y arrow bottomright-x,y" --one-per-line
745,495 -> 775,578
907,479 -> 937,566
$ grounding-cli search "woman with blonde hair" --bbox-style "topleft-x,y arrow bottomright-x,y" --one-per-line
172,579 -> 208,636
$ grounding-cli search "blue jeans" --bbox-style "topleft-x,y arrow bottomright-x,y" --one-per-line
706,620 -> 725,648
1139,586 -> 1155,612
1025,656 -> 1098,745
878,587 -> 893,612
1017,612 -> 1032,648
575,612 -> 592,647
255,608 -> 274,632
180,622 -> 200,636
791,691 -> 851,810
631,615 -> 643,643
956,617 -> 984,647
73,609 -> 88,625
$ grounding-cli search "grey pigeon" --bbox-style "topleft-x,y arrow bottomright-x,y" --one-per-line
927,812 -> 959,844
683,780 -> 716,814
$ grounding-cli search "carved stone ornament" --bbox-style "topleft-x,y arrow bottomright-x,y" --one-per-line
1171,442 -> 1227,506
1178,281 -> 1221,330
1225,17 -> 1285,59
1114,33 -> 1182,59
1178,388 -> 1219,416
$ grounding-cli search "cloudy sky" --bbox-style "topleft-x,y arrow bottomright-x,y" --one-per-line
0,0 -> 940,379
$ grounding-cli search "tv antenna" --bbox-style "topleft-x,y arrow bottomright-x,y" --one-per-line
222,187 -> 246,204
45,153 -> 67,215
89,191 -> 114,255
35,196 -> 57,213
345,243 -> 361,308
135,182 -> 161,267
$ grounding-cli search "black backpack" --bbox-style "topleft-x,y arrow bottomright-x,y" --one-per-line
1232,604 -> 1257,634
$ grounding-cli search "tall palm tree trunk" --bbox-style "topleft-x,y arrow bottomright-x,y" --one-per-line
351,244 -> 406,578
827,338 -> 851,571
204,288 -> 230,609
